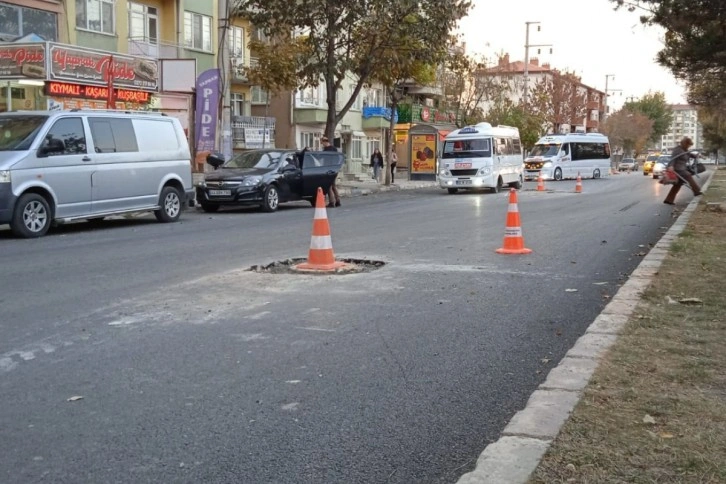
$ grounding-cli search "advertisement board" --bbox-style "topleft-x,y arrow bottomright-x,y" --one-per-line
410,134 -> 437,173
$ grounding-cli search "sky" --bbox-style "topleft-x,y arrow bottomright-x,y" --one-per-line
457,0 -> 688,112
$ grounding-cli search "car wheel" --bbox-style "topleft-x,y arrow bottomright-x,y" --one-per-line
593,169 -> 601,179
447,188 -> 458,194
154,186 -> 182,223
509,175 -> 523,190
261,185 -> 279,212
554,168 -> 563,181
653,174 -> 658,179
11,193 -> 51,238
201,202 -> 220,213
491,177 -> 503,193
643,171 -> 648,176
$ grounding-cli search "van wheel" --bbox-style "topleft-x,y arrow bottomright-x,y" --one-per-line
593,169 -> 601,179
201,202 -> 220,213
509,175 -> 523,189
155,186 -> 182,223
261,185 -> 279,212
11,193 -> 51,238
447,188 -> 458,194
491,177 -> 503,193
554,168 -> 563,181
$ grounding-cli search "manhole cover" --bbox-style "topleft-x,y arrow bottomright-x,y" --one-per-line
248,258 -> 385,275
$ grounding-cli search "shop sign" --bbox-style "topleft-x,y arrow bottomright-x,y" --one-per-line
49,44 -> 158,91
45,81 -> 151,103
243,127 -> 272,149
194,68 -> 220,153
410,134 -> 436,174
0,43 -> 47,79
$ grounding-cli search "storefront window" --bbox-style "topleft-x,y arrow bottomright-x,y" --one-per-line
0,2 -> 58,41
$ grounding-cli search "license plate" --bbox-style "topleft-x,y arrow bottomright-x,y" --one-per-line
209,189 -> 231,196
454,162 -> 472,169
456,179 -> 472,186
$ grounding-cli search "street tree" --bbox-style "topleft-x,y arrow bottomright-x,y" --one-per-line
237,0 -> 470,142
622,92 -> 672,144
528,70 -> 588,134
486,100 -> 545,151
601,108 -> 654,156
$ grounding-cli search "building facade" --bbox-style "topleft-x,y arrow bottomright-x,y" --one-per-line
658,104 -> 703,151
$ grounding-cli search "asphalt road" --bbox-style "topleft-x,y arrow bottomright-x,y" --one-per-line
0,173 -> 697,483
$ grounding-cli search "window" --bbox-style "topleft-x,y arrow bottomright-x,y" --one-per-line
560,143 -> 569,156
128,2 -> 157,43
0,2 -> 58,41
351,137 -> 363,160
10,88 -> 25,100
299,86 -> 320,105
183,11 -> 212,51
76,0 -> 115,34
300,132 -> 317,150
443,138 -> 491,158
43,118 -> 87,155
364,88 -> 383,107
89,118 -> 138,153
231,92 -> 246,116
366,138 -> 380,159
512,137 -> 522,155
572,142 -> 610,161
251,86 -> 269,104
495,138 -> 507,155
229,26 -> 244,59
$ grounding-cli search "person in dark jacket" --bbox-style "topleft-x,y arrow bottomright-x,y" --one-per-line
321,136 -> 341,207
663,136 -> 703,205
370,148 -> 383,182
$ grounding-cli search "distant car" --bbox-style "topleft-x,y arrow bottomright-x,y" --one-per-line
618,158 -> 638,171
652,155 -> 671,179
195,149 -> 344,212
642,153 -> 660,175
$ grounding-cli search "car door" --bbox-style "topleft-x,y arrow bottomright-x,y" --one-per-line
38,116 -> 93,219
302,152 -> 342,198
277,151 -> 304,201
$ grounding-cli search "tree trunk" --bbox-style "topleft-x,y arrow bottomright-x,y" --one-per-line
385,89 -> 401,186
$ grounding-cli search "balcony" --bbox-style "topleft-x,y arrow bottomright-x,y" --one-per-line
231,57 -> 258,84
362,106 -> 397,130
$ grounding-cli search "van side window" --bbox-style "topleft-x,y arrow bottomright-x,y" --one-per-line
43,117 -> 87,155
561,143 -> 570,156
496,138 -> 507,155
89,118 -> 139,153
511,138 -> 522,155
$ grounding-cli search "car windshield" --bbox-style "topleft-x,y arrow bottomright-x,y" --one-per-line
646,155 -> 658,162
223,150 -> 284,169
657,156 -> 671,164
442,138 -> 491,158
530,143 -> 560,157
0,115 -> 48,151
622,158 -> 635,163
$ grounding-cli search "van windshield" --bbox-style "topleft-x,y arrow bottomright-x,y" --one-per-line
530,143 -> 560,157
224,150 -> 284,169
0,115 -> 48,151
442,138 -> 491,158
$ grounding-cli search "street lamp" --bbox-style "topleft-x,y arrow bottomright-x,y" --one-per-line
523,21 -> 553,109
602,74 -> 622,122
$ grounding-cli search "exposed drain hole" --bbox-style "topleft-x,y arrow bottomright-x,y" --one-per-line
247,258 -> 386,274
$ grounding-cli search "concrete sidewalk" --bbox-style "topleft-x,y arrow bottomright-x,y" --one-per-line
336,178 -> 437,198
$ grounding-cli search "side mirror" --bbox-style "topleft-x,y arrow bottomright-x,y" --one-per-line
39,138 -> 65,157
206,152 -> 225,169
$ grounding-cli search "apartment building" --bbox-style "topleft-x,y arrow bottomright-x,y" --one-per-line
658,104 -> 703,151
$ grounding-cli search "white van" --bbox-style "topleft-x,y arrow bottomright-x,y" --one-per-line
0,110 -> 194,238
525,133 -> 611,181
439,123 -> 524,194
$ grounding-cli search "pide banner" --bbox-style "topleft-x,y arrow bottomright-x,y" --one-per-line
0,43 -> 47,79
45,81 -> 151,104
49,44 -> 158,91
194,69 -> 220,153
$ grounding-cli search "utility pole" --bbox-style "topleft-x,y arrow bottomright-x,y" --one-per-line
522,21 -> 552,110
219,0 -> 233,160
603,74 -> 616,123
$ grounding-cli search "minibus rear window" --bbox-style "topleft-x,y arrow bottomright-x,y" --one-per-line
0,115 -> 48,151
443,138 -> 491,158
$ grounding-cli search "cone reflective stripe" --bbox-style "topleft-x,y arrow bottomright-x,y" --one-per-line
294,187 -> 347,271
575,172 -> 582,193
536,173 -> 545,191
496,188 -> 532,255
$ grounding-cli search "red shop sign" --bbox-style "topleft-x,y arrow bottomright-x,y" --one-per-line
0,43 -> 47,79
46,81 -> 151,104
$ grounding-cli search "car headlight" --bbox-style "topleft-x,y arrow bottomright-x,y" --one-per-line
439,169 -> 451,177
479,167 -> 491,176
196,180 -> 206,187
243,176 -> 262,186
543,162 -> 552,168
0,170 -> 10,183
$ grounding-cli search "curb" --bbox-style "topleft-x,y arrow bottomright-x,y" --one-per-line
456,170 -> 717,483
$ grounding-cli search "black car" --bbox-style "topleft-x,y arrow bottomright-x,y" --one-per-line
196,149 -> 344,212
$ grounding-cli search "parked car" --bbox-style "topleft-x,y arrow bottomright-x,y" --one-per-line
618,158 -> 638,171
652,155 -> 671,179
0,110 -> 194,238
196,149 -> 344,212
642,153 -> 660,175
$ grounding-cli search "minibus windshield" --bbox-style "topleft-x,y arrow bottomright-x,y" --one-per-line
0,115 -> 48,151
530,143 -> 560,157
442,138 -> 491,158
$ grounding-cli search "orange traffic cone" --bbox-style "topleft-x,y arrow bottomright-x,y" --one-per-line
496,188 -> 532,255
536,173 -> 545,191
575,172 -> 582,193
294,187 -> 348,272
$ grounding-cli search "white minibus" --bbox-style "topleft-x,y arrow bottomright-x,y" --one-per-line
439,123 -> 524,194
524,133 -> 611,181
